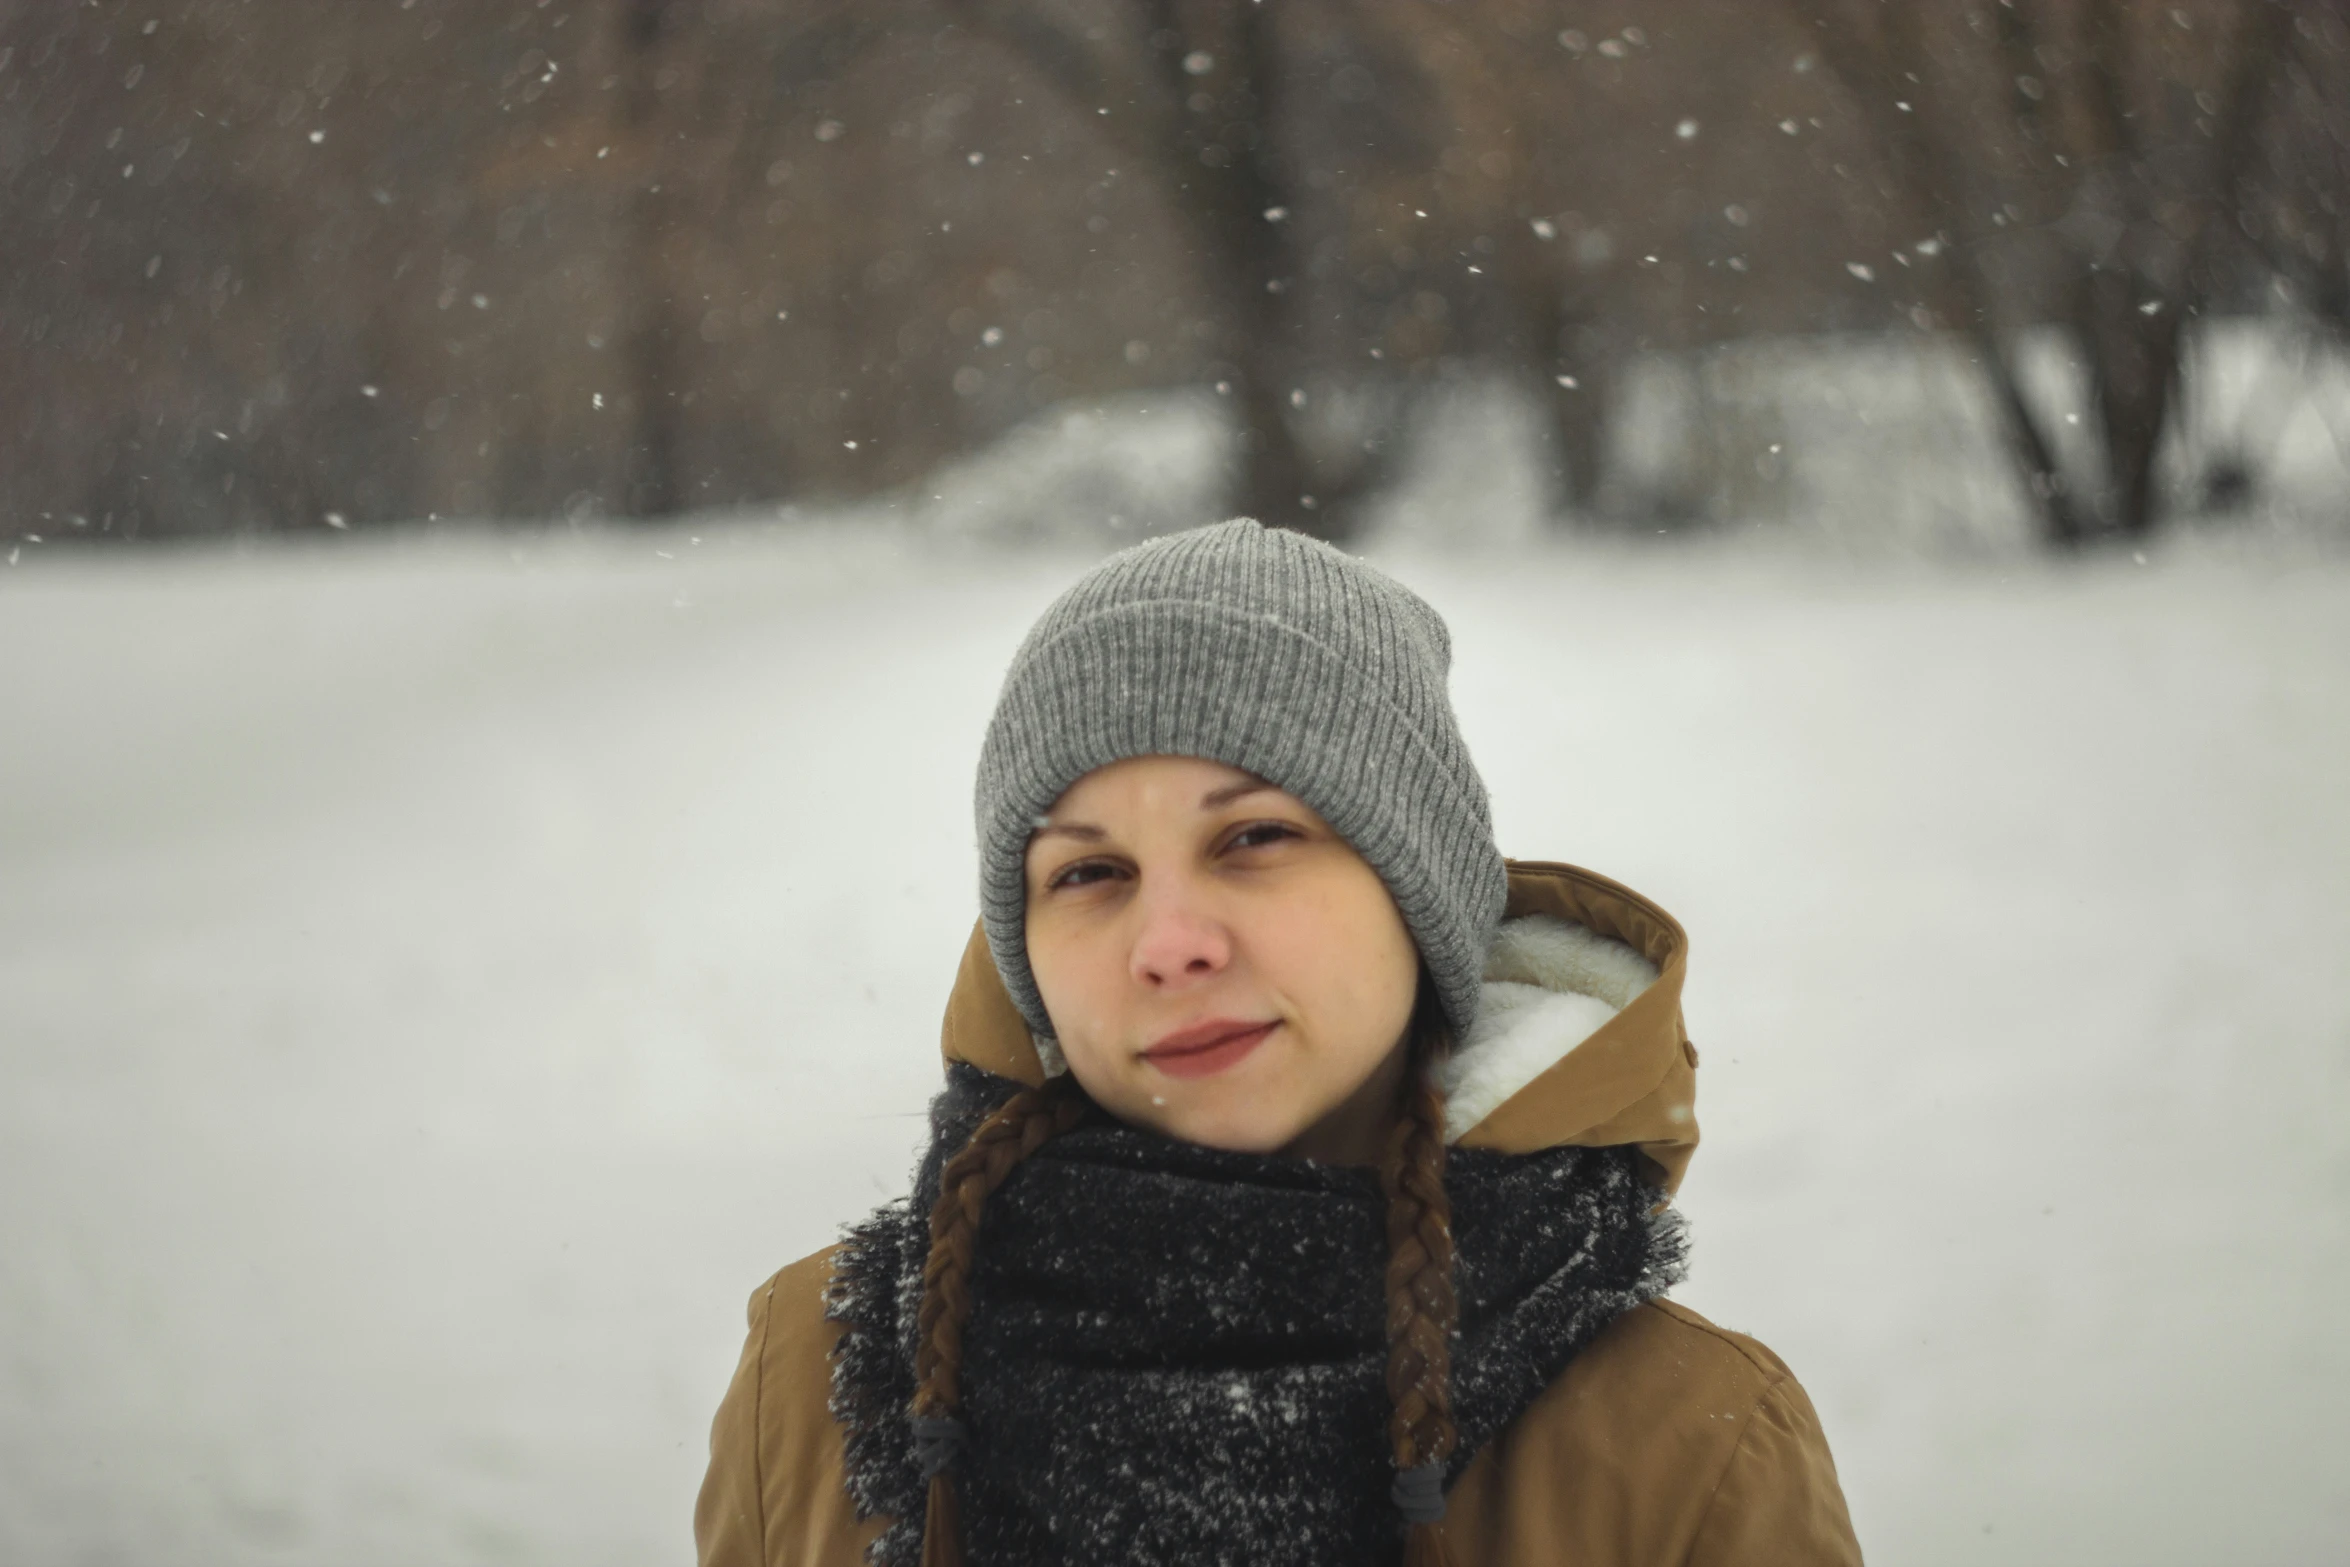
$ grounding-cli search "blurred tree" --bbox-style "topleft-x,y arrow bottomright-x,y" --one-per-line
618,0 -> 687,517
604,0 -> 891,517
944,0 -> 1430,540
2244,3 -> 2350,333
1388,1 -> 1873,523
0,1 -> 1177,533
3,0 -> 2335,542
1788,0 -> 2295,545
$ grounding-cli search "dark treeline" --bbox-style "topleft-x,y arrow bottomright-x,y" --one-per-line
1,0 -> 2340,547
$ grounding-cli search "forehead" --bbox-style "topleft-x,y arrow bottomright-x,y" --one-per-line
1044,755 -> 1283,820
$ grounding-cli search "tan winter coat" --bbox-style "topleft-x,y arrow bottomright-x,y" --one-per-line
696,861 -> 1863,1565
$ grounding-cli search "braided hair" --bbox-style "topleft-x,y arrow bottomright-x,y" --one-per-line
908,1073 -> 1093,1567
1380,980 -> 1463,1567
908,981 -> 1462,1567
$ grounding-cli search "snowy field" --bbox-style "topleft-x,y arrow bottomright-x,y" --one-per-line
4,511 -> 2348,1566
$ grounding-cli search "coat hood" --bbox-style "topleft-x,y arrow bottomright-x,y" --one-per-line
937,860 -> 1700,1193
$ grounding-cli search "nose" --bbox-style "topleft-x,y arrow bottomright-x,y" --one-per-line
1128,886 -> 1231,991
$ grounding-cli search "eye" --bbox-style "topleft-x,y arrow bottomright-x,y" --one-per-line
1224,820 -> 1302,853
1044,858 -> 1123,892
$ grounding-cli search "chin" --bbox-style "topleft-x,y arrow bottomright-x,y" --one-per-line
1138,1098 -> 1303,1156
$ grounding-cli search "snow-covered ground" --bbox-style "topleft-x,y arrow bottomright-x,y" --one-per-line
4,512 -> 2347,1566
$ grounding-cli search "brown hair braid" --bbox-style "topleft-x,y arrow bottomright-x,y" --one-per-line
910,1075 -> 1089,1567
1379,987 -> 1463,1567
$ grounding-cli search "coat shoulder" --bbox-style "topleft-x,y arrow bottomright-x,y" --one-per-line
694,1245 -> 884,1567
1445,1299 -> 1862,1566
1519,1296 -> 1803,1432
764,1244 -> 849,1353
1632,1297 -> 1802,1388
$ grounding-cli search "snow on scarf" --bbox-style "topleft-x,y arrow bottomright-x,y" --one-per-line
826,1064 -> 1688,1567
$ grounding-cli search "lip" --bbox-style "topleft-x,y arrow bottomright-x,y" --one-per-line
1141,1018 -> 1277,1080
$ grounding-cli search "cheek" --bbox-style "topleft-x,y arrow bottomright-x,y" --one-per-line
1025,917 -> 1120,1050
1269,883 -> 1419,1049
1342,926 -> 1420,1050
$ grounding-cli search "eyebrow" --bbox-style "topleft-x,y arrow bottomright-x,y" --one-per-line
1030,779 -> 1276,842
1201,779 -> 1274,808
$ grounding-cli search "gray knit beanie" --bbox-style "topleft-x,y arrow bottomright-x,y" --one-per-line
975,518 -> 1507,1042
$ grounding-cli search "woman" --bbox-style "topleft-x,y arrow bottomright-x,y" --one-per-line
696,519 -> 1862,1566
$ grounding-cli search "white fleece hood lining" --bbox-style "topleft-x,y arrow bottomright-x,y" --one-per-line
1435,913 -> 1660,1143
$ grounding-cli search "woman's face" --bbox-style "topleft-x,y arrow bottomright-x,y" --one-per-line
1022,755 -> 1421,1163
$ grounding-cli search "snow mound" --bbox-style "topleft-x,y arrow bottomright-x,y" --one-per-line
920,391 -> 1231,546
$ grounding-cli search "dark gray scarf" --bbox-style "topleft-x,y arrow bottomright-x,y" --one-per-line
827,1064 -> 1686,1567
